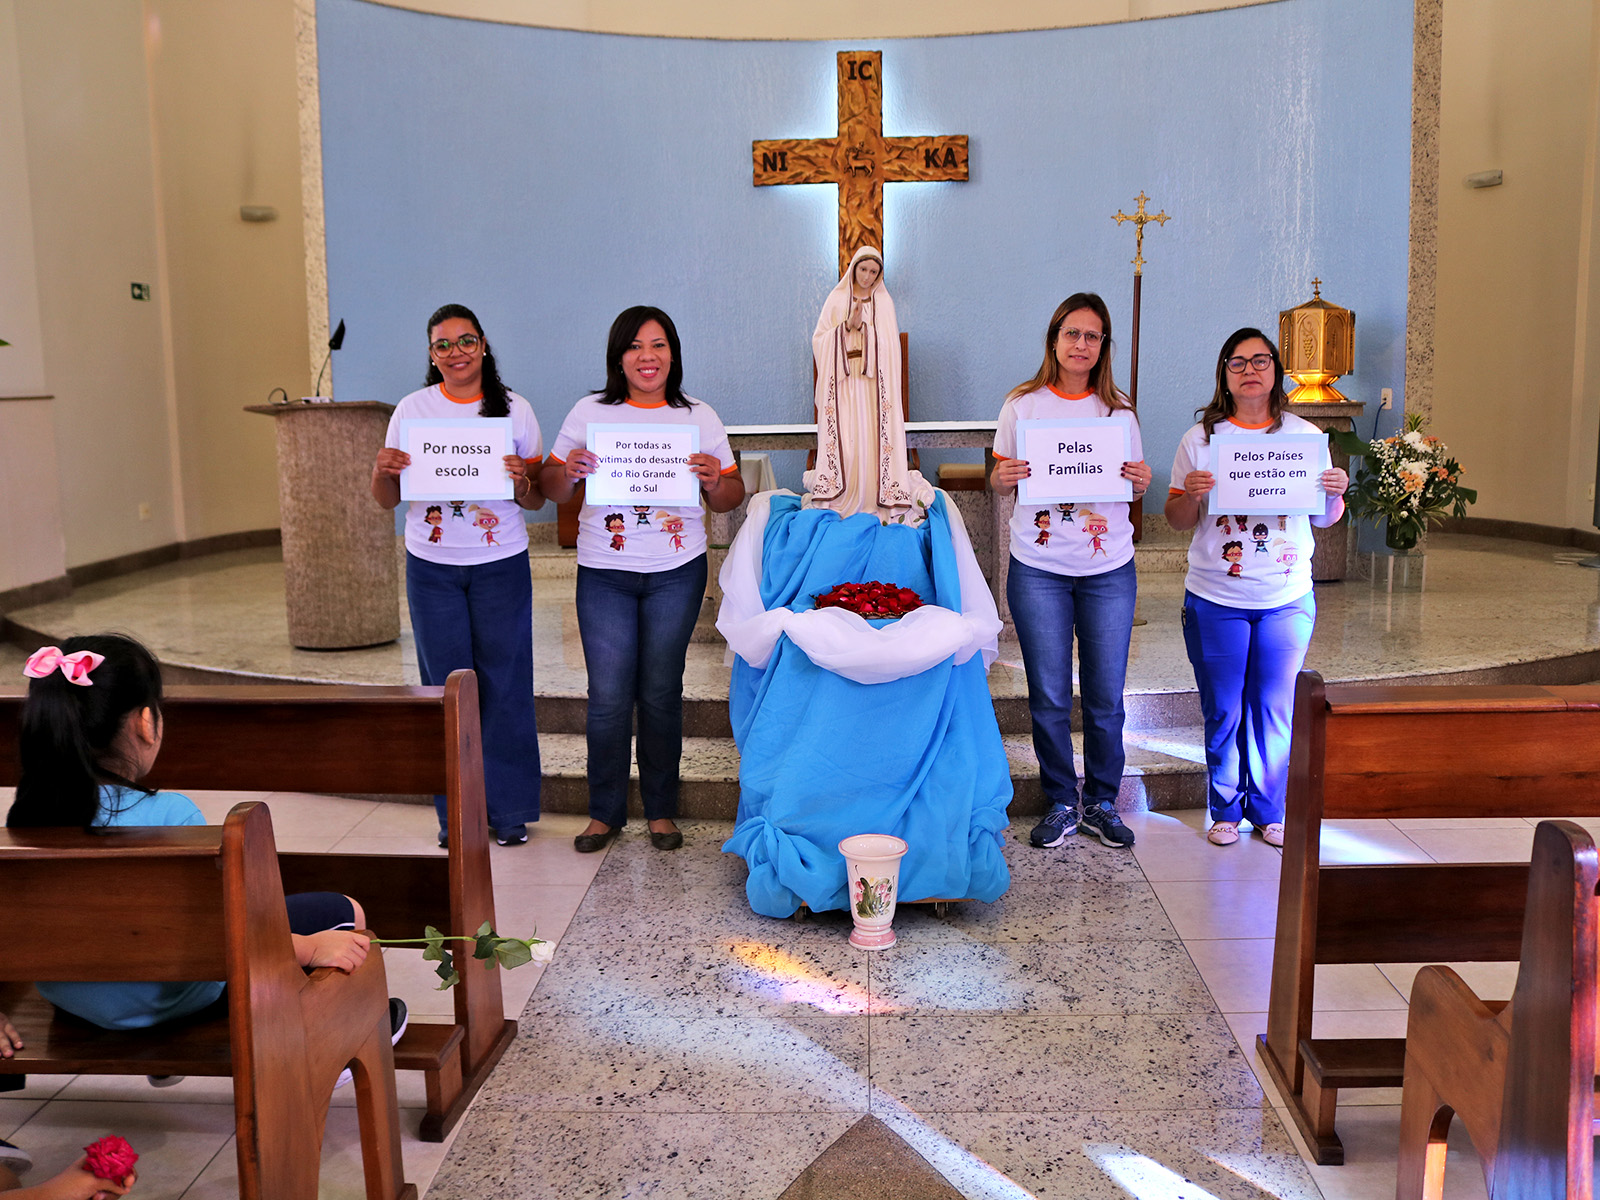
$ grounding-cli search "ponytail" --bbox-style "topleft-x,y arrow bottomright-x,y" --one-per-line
9,634 -> 164,829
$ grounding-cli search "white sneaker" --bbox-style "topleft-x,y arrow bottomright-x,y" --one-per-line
0,1137 -> 32,1174
336,997 -> 409,1089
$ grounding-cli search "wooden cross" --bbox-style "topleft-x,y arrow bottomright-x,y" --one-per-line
1112,191 -> 1170,277
753,51 -> 969,278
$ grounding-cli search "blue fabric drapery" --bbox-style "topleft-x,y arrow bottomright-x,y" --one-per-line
722,494 -> 1012,917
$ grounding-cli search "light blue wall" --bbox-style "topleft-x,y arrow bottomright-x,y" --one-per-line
318,0 -> 1413,513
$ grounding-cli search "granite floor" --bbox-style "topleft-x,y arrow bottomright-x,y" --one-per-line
1,793 -> 1537,1198
2,532 -> 1593,1194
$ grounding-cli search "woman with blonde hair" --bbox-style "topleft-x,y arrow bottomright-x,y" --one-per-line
991,292 -> 1151,851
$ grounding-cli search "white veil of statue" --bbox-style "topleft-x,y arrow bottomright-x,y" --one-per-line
805,245 -> 935,522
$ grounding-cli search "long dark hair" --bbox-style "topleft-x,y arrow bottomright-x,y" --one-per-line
423,303 -> 511,418
1195,326 -> 1289,440
597,306 -> 691,408
10,634 -> 164,829
1006,292 -> 1133,414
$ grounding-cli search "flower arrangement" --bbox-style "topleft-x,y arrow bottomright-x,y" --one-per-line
370,923 -> 554,990
813,580 -> 924,619
1330,413 -> 1476,551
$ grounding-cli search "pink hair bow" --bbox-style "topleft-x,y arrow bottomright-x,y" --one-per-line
22,645 -> 105,686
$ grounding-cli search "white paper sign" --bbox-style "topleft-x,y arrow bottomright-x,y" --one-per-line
1016,418 -> 1133,504
398,418 -> 513,501
583,423 -> 701,506
1208,433 -> 1329,516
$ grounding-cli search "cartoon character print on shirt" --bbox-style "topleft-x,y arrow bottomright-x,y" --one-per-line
656,511 -> 687,552
633,505 -> 653,526
1273,538 -> 1298,580
604,513 -> 627,552
467,505 -> 501,547
1082,512 -> 1109,558
1223,540 -> 1244,578
425,505 -> 444,545
1033,510 -> 1051,548
448,500 -> 467,520
1056,502 -> 1076,526
1251,523 -> 1270,554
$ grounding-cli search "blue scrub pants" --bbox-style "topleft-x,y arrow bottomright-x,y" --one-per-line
1181,590 -> 1315,826
1007,557 -> 1138,809
576,555 -> 707,829
406,550 -> 542,834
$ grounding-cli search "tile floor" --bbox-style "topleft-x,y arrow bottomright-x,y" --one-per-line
3,791 -> 1546,1197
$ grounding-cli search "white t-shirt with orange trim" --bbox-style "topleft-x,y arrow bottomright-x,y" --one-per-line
1169,411 -> 1328,608
549,394 -> 736,572
993,385 -> 1143,577
385,385 -> 543,566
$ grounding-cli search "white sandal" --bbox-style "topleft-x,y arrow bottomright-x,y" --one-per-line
1207,821 -> 1240,846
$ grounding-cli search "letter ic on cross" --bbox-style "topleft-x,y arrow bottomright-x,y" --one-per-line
753,51 -> 969,277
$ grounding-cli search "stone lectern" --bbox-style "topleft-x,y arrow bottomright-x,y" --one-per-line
246,401 -> 399,648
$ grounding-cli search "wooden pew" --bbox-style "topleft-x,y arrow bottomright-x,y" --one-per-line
0,670 -> 514,1142
1397,819 -> 1599,1200
0,802 -> 416,1200
1258,670 -> 1600,1165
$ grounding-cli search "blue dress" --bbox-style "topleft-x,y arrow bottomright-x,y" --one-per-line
721,494 -> 1012,917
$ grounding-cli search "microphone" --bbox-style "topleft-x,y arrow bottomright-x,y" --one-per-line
313,319 -> 346,397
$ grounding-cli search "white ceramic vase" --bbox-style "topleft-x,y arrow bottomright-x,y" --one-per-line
838,833 -> 909,950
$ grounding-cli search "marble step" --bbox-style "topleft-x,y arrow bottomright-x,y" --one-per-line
527,541 -> 577,579
1132,540 -> 1190,572
526,540 -> 1190,577
534,690 -> 1202,740
535,728 -> 1208,819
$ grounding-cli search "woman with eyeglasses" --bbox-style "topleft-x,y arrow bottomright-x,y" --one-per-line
372,303 -> 545,847
540,306 -> 743,854
1165,327 -> 1347,847
990,293 -> 1152,852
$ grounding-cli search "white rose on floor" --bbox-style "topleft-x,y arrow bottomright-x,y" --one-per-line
529,940 -> 556,965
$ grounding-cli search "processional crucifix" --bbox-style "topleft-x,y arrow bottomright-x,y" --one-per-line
753,51 -> 969,277
1112,191 -> 1170,541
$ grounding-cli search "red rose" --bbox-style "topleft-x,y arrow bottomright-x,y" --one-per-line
83,1136 -> 138,1181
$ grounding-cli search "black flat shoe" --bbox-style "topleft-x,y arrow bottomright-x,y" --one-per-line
649,829 -> 683,851
574,826 -> 619,854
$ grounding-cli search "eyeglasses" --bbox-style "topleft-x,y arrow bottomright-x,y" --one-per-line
430,334 -> 482,356
1225,354 -> 1274,374
1060,328 -> 1104,347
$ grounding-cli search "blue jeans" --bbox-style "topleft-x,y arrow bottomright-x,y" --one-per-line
1006,556 -> 1137,809
406,551 -> 541,833
1181,590 -> 1316,826
576,555 -> 708,828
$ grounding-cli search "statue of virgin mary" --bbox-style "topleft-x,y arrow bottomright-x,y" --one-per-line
717,246 -> 1010,920
805,246 -> 935,521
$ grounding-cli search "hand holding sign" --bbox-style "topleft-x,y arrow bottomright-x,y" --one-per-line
1207,434 -> 1330,516
584,423 -> 700,506
398,417 -> 515,501
1016,418 -> 1133,504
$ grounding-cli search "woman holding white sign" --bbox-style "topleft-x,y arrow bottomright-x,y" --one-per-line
540,307 -> 743,853
1165,328 -> 1347,848
372,303 -> 545,848
990,293 -> 1152,852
